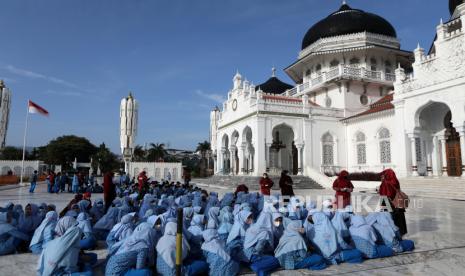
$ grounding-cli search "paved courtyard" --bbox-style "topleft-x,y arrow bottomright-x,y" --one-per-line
0,182 -> 464,275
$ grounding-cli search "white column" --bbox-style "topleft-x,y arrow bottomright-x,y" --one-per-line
426,142 -> 433,177
220,148 -> 226,174
239,144 -> 245,175
296,144 -> 304,175
432,136 -> 440,177
213,153 -> 217,175
409,135 -> 419,176
439,136 -> 449,176
229,147 -> 236,175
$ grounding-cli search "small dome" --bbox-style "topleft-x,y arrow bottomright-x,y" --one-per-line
450,0 -> 464,15
255,75 -> 293,95
301,3 -> 397,50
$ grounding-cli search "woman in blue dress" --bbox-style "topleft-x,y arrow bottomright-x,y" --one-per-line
367,212 -> 414,253
29,211 -> 58,254
310,212 -> 362,264
243,212 -> 281,276
0,212 -> 30,255
226,209 -> 253,263
93,206 -> 120,240
156,222 -> 208,276
349,215 -> 394,259
38,216 -> 97,276
105,222 -> 157,276
77,212 -> 97,250
274,220 -> 327,271
18,203 -> 42,239
187,214 -> 206,257
202,228 -> 240,276
107,212 -> 137,249
218,207 -> 234,241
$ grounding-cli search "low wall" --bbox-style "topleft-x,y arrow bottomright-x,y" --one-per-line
129,162 -> 183,182
0,175 -> 19,185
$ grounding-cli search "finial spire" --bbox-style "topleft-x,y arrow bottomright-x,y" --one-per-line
271,67 -> 276,77
128,91 -> 133,99
342,0 -> 347,5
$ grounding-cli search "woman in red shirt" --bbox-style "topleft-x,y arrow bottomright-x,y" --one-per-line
332,170 -> 354,208
259,173 -> 273,196
379,169 -> 407,236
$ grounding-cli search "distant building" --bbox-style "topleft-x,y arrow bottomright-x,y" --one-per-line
0,80 -> 11,149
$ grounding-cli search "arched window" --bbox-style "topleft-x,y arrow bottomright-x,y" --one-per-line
385,61 -> 392,74
378,128 -> 391,164
349,57 -> 360,67
370,58 -> 377,71
330,59 -> 339,68
356,132 -> 367,164
322,133 -> 334,165
13,166 -> 21,176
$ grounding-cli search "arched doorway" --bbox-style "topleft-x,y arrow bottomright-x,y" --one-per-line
270,124 -> 296,175
416,102 -> 462,176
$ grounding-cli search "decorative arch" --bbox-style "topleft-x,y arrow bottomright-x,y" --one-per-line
321,131 -> 337,166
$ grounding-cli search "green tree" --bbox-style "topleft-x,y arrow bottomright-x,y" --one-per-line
91,143 -> 120,173
147,143 -> 167,162
133,145 -> 147,161
0,146 -> 24,160
195,141 -> 211,177
39,135 -> 98,169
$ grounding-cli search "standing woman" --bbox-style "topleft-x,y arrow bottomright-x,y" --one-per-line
103,172 -> 116,212
279,170 -> 294,201
259,173 -> 274,196
379,169 -> 407,236
332,170 -> 354,209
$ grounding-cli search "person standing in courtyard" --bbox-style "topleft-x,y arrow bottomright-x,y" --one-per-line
104,172 -> 116,212
72,173 -> 80,194
259,173 -> 274,196
378,169 -> 408,236
137,171 -> 148,194
29,170 -> 38,193
332,170 -> 354,209
279,170 -> 294,201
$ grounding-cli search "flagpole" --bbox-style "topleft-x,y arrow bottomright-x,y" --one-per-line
20,100 -> 30,186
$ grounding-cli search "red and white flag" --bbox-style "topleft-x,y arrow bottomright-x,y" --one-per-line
28,100 -> 49,116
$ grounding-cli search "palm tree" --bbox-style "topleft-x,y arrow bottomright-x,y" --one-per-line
196,141 -> 211,177
147,143 -> 167,162
196,141 -> 211,158
133,145 -> 146,161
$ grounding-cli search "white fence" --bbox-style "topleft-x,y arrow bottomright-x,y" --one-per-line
128,162 -> 183,182
0,160 -> 41,176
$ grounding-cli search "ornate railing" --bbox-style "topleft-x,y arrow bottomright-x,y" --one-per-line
285,65 -> 395,96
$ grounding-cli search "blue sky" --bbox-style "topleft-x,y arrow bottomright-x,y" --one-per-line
0,0 -> 450,153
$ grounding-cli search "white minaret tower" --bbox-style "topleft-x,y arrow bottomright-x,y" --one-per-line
120,92 -> 138,174
0,80 -> 11,149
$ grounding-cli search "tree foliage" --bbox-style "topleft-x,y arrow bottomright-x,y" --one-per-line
91,143 -> 121,173
38,135 -> 98,169
147,143 -> 167,162
0,146 -> 25,160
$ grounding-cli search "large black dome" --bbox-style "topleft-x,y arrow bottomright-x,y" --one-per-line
450,0 -> 464,15
301,4 -> 397,50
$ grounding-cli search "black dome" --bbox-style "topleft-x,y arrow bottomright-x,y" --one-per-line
450,0 -> 464,15
301,4 -> 397,50
256,76 -> 293,95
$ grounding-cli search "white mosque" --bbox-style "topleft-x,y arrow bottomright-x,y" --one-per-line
209,1 -> 465,180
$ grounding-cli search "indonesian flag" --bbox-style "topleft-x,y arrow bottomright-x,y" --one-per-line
28,100 -> 49,116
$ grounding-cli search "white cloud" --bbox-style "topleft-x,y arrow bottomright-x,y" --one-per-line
195,89 -> 225,103
5,65 -> 79,89
44,89 -> 83,97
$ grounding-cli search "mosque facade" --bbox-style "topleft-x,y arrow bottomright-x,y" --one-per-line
209,1 -> 465,179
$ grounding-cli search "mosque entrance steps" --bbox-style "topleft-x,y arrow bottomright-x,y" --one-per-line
193,175 -> 324,190
394,177 -> 465,201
